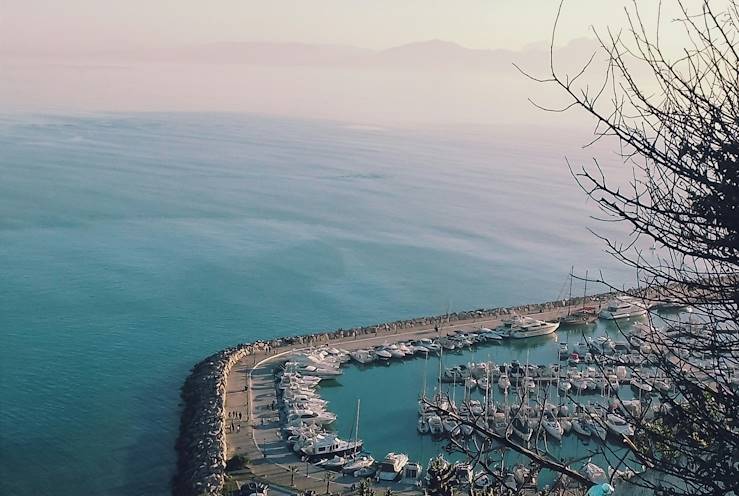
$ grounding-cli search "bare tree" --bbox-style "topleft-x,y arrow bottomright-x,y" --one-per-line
433,1 -> 739,495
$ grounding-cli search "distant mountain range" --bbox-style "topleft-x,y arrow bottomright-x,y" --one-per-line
42,38 -> 600,71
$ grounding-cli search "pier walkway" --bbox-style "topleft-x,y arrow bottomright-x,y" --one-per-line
223,302 -> 601,494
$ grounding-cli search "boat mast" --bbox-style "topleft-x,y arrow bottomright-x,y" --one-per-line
353,398 -> 361,456
484,364 -> 490,416
421,353 -> 428,400
567,265 -> 574,316
583,269 -> 589,311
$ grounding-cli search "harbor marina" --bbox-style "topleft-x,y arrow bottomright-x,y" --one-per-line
275,312 -> 687,491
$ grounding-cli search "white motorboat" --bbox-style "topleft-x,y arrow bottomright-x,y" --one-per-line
571,415 -> 591,437
426,342 -> 442,353
343,455 -> 375,473
300,433 -> 363,460
467,399 -> 484,415
350,350 -> 375,364
589,416 -> 608,441
385,344 -> 405,359
480,329 -> 504,341
287,409 -> 336,426
403,461 -> 423,482
491,412 -> 512,437
572,378 -> 589,393
508,317 -> 560,339
524,378 -> 536,392
558,380 -> 572,394
353,466 -> 376,478
417,417 -> 429,434
560,417 -> 572,434
581,462 -> 608,484
631,378 -> 654,395
469,362 -> 488,379
377,452 -> 409,481
542,413 -> 564,441
495,316 -> 524,336
322,455 -> 347,470
298,365 -> 342,378
605,414 -> 635,437
453,463 -> 473,485
373,348 -> 392,360
427,415 -> 444,435
473,473 -> 494,489
568,352 -> 581,366
558,342 -> 569,359
607,374 -> 620,391
442,418 -> 460,435
498,374 -> 511,390
477,376 -> 490,391
459,423 -> 474,437
599,295 -> 648,320
513,464 -> 537,487
512,417 -> 532,443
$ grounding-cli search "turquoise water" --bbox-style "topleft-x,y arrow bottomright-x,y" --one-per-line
320,321 -> 643,487
0,113 -> 632,495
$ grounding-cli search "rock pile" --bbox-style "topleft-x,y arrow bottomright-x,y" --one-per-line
173,344 -> 251,496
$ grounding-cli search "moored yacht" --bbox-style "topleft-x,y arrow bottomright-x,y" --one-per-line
300,433 -> 363,460
508,317 -> 560,339
605,414 -> 635,437
427,415 -> 444,435
377,452 -> 409,481
599,295 -> 648,320
541,412 -> 564,441
350,350 -> 375,364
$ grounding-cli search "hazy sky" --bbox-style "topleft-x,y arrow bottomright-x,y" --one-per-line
0,0 -> 698,54
0,1 -> 717,123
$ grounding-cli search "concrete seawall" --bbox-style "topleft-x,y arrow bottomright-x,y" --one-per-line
172,291 -> 619,496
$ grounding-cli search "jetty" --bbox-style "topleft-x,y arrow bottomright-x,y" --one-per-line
172,290 -> 625,496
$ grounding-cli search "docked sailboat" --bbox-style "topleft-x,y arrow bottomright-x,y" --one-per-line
512,416 -> 532,442
559,269 -> 598,326
541,412 -> 564,441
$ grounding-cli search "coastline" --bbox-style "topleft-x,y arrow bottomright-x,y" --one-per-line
172,290 -> 618,496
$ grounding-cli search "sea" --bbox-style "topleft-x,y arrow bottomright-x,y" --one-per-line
0,112 -> 636,495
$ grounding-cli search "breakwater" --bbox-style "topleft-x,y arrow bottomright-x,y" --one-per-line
172,292 -> 616,496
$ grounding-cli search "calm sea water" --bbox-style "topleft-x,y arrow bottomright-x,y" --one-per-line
0,113 -> 633,495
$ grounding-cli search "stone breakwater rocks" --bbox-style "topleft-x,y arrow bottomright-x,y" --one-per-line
173,344 -> 252,496
173,290 -> 633,495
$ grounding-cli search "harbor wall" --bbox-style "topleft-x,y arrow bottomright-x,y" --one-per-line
172,291 -> 614,496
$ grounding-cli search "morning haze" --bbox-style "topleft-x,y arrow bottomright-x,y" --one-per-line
0,0 -> 698,125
